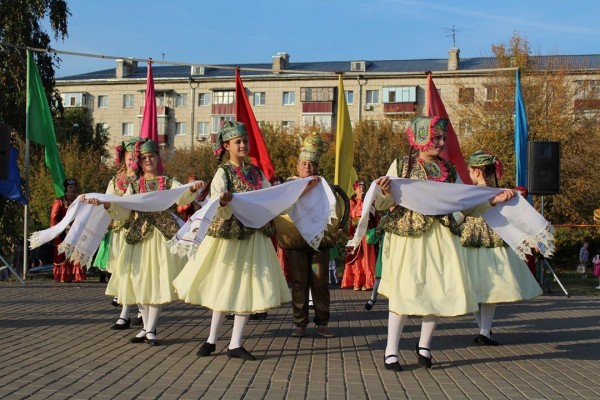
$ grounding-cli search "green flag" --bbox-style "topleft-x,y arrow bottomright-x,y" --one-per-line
26,50 -> 66,197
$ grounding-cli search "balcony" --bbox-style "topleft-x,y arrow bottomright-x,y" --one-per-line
138,106 -> 170,116
383,102 -> 416,114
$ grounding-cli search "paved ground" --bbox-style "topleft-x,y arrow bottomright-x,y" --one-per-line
1,281 -> 599,400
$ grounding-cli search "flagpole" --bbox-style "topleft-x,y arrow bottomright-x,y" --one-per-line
23,137 -> 29,279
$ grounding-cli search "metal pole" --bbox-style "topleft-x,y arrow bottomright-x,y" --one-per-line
188,79 -> 196,150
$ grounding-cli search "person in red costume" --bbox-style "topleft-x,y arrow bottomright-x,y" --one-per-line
341,180 -> 378,290
50,178 -> 86,283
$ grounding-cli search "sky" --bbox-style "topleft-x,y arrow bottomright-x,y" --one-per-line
48,0 -> 600,78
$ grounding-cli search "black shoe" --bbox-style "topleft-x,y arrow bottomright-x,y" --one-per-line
384,354 -> 402,371
415,343 -> 432,369
225,313 -> 235,321
131,314 -> 143,326
110,298 -> 119,307
129,330 -> 147,344
473,334 -> 500,346
365,299 -> 376,311
197,341 -> 216,356
110,318 -> 131,330
145,331 -> 159,346
249,311 -> 268,320
227,346 -> 256,361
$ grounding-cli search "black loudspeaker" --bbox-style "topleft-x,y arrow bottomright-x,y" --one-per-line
527,141 -> 560,195
0,124 -> 11,181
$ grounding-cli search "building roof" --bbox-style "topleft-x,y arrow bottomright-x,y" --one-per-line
57,54 -> 600,81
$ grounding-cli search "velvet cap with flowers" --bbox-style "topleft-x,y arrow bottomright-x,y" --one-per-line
406,116 -> 448,150
212,121 -> 247,156
468,150 -> 503,179
299,132 -> 328,164
114,137 -> 141,166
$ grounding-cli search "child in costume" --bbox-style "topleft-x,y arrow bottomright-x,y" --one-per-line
173,121 -> 298,360
98,138 -> 142,330
460,150 -> 542,346
373,116 -> 516,371
93,138 -> 202,346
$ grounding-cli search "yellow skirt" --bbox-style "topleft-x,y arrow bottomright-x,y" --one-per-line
106,229 -> 185,305
378,221 -> 478,317
463,246 -> 542,304
173,233 -> 291,313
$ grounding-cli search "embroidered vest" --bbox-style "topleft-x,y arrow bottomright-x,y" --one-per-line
379,156 -> 461,237
124,176 -> 180,244
207,162 -> 275,240
109,173 -> 135,233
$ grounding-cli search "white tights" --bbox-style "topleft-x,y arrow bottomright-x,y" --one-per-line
385,313 -> 439,363
473,303 -> 496,338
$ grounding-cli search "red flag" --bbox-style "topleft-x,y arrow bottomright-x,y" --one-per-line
235,69 -> 275,180
425,73 -> 472,184
140,60 -> 163,173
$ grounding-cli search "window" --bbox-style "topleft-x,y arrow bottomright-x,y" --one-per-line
62,92 -> 91,108
254,92 -> 266,106
283,91 -> 295,106
213,91 -> 235,104
175,93 -> 187,107
175,122 -> 186,135
485,86 -> 498,101
281,121 -> 294,132
577,80 -> 600,99
345,90 -> 354,105
458,88 -> 475,104
123,94 -> 134,108
97,95 -> 108,108
196,122 -> 209,138
211,116 -> 235,133
198,93 -> 211,106
366,90 -> 379,104
302,115 -> 332,130
383,87 -> 416,103
458,121 -> 473,136
122,122 -> 133,136
300,87 -> 334,102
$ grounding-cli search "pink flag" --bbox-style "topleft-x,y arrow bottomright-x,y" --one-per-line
426,73 -> 472,184
140,60 -> 163,173
235,69 -> 275,180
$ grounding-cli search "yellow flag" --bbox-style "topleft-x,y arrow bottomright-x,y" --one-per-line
334,74 -> 358,197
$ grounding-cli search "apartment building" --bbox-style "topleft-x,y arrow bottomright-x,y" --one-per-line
55,49 -> 600,152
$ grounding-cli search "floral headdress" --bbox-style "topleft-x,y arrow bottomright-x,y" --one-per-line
406,116 -> 448,151
114,137 -> 141,170
353,180 -> 365,190
468,150 -> 504,179
212,121 -> 247,156
299,132 -> 328,164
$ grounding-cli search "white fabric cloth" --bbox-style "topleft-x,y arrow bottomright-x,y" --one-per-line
31,178 -> 337,267
348,178 -> 554,260
30,183 -> 198,267
168,177 -> 337,257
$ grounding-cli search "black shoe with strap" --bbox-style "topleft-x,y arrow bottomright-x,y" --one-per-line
384,354 -> 402,371
110,318 -> 131,330
197,341 -> 216,356
129,329 -> 147,344
473,334 -> 500,346
145,331 -> 159,346
227,346 -> 256,361
415,343 -> 432,368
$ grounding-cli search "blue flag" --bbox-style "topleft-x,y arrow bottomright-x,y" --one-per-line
514,69 -> 529,197
0,146 -> 27,204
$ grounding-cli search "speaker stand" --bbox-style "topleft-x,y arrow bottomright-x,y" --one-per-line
537,195 -> 568,297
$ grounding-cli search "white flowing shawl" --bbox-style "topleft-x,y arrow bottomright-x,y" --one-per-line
30,178 -> 337,266
347,178 -> 555,260
168,177 -> 337,257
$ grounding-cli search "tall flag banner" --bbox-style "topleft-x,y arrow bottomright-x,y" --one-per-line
425,73 -> 472,184
0,146 -> 27,204
515,68 -> 528,190
334,74 -> 358,196
140,60 -> 163,173
26,50 -> 66,197
235,69 -> 275,180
